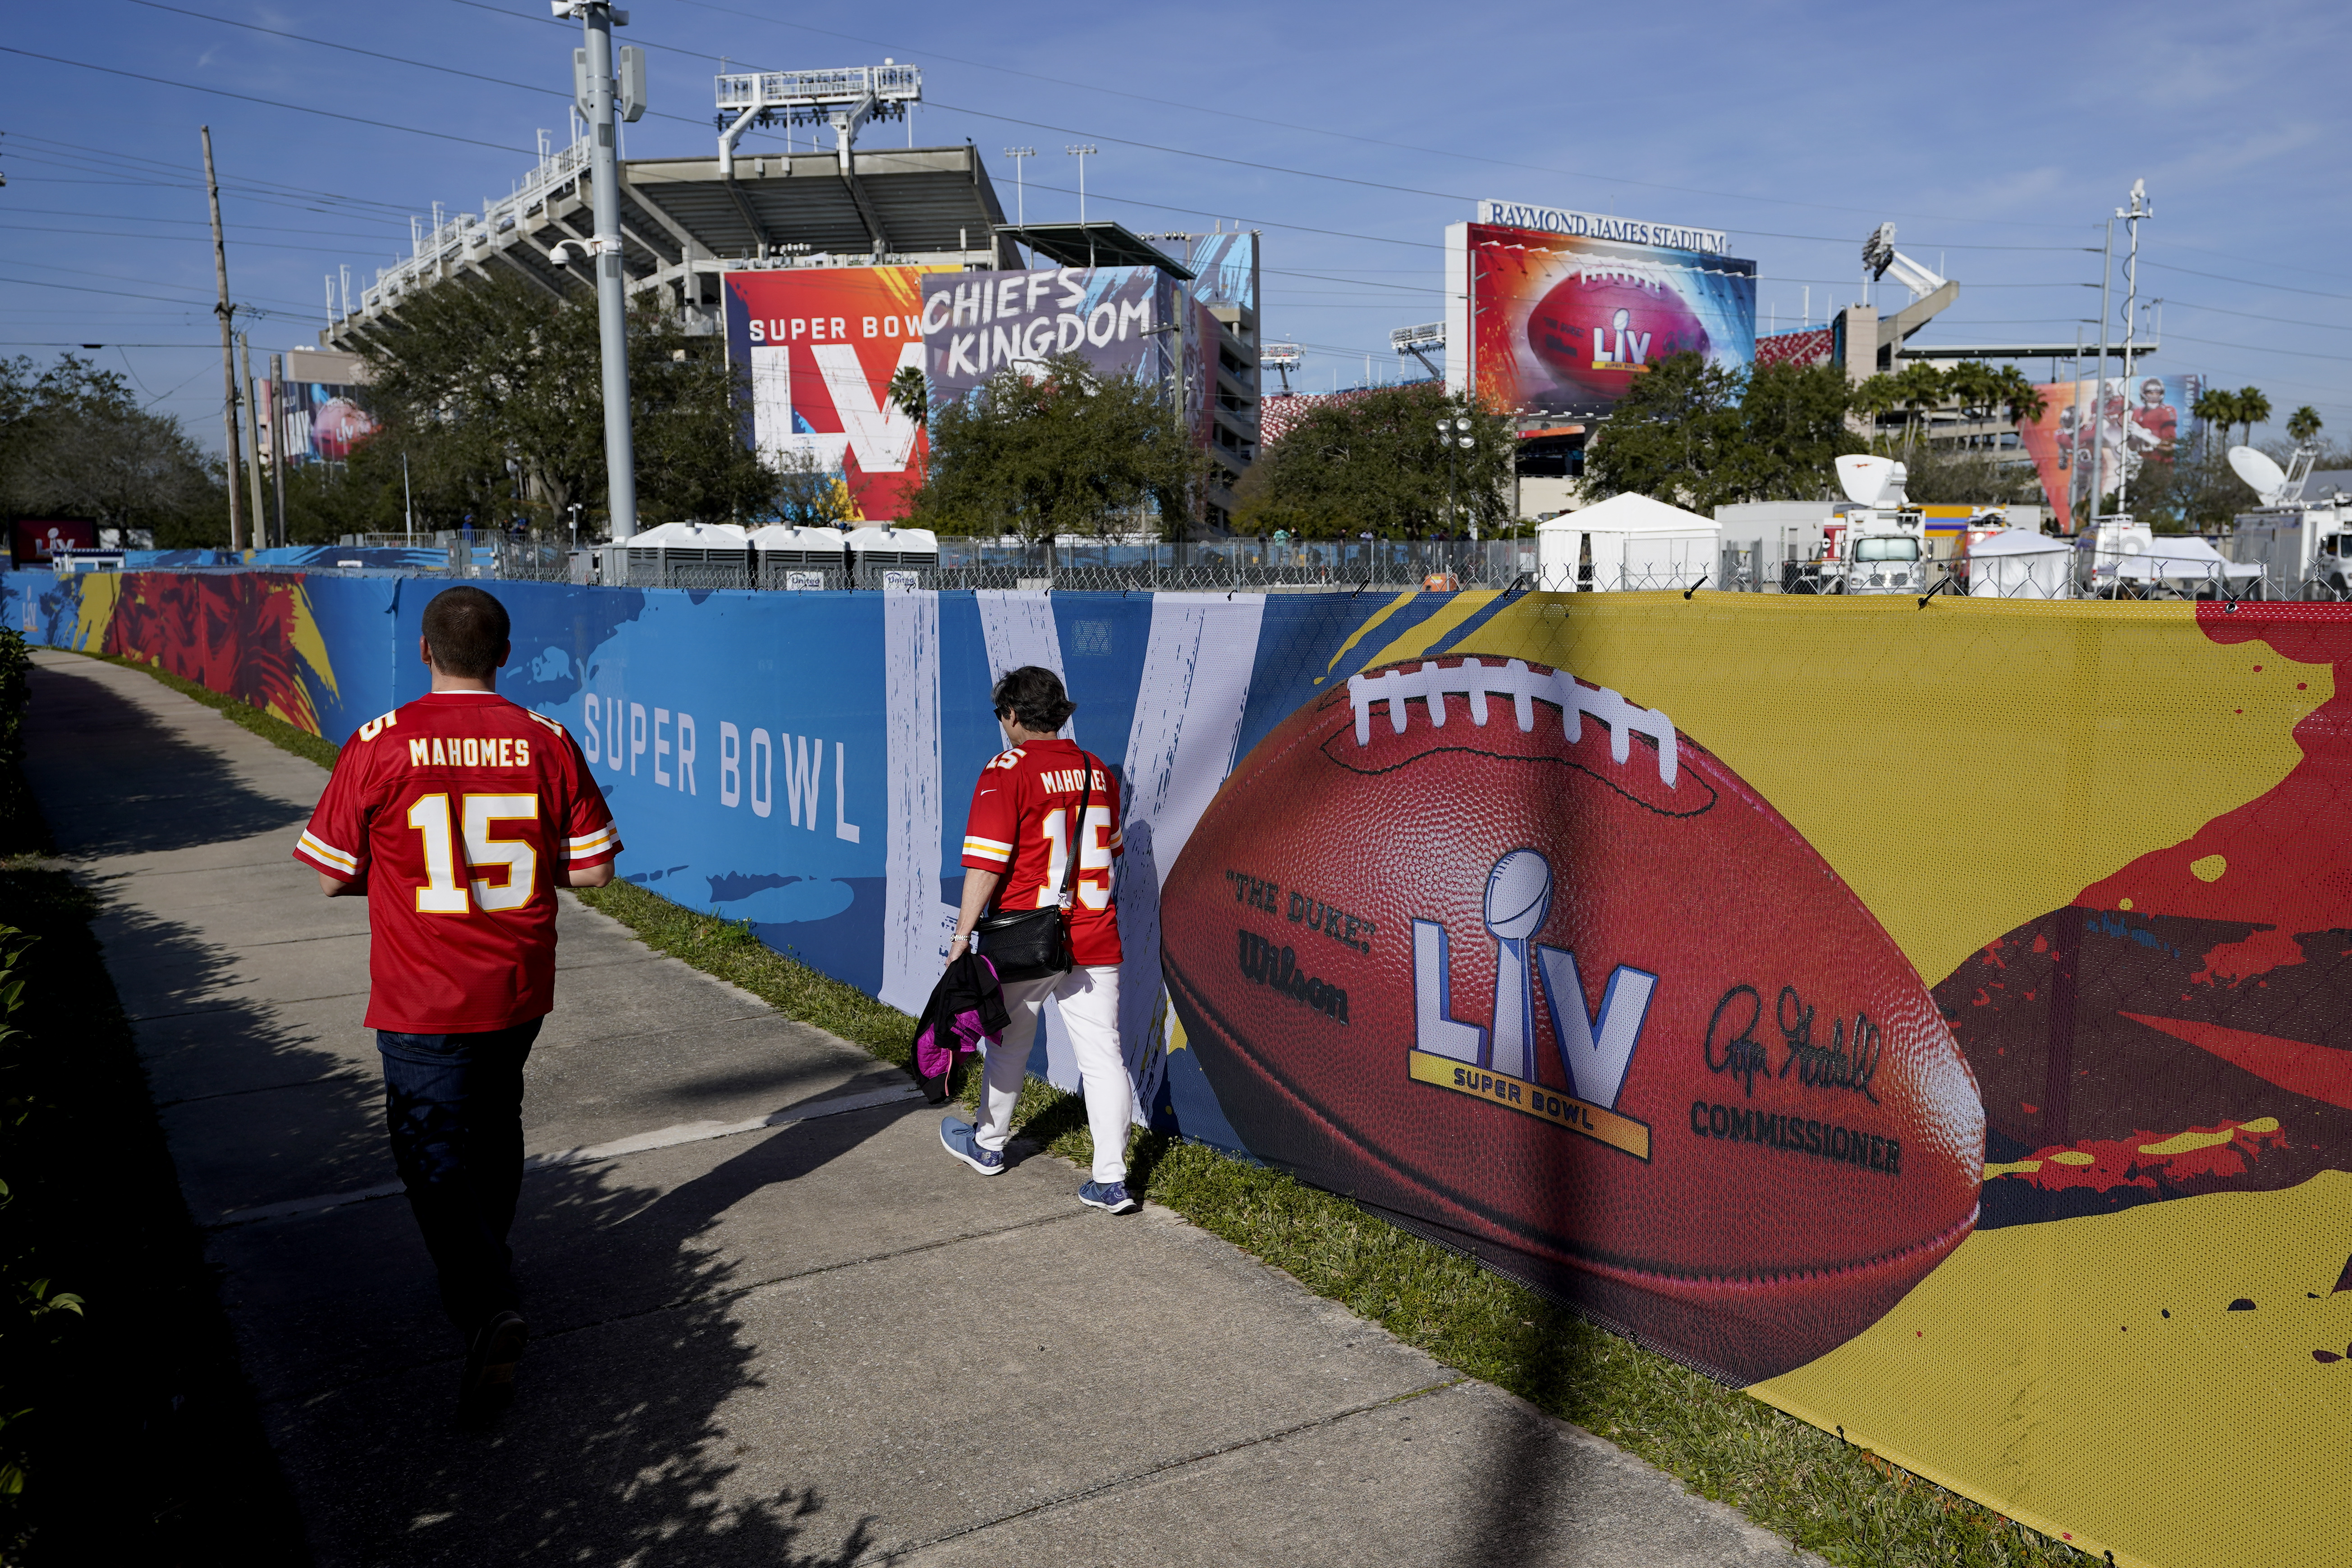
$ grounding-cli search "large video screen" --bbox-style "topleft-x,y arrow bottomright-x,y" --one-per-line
1446,221 -> 1756,418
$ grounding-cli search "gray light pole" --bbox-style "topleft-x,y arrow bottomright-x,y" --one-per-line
2086,213 -> 2114,530
560,0 -> 640,541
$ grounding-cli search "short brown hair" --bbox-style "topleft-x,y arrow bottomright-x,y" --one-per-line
992,665 -> 1074,733
422,586 -> 511,679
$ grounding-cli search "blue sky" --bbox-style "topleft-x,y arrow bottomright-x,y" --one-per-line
5,0 -> 2347,454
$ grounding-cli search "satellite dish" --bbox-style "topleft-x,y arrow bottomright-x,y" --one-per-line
2228,446 -> 2288,504
1836,454 -> 1896,507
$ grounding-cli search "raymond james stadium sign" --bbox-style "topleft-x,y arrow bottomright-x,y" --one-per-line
1475,200 -> 1729,256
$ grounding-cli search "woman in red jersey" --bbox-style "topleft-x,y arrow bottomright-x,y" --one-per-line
940,666 -> 1137,1214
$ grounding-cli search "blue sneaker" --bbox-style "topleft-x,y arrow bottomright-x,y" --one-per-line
940,1116 -> 1005,1175
1078,1179 -> 1138,1215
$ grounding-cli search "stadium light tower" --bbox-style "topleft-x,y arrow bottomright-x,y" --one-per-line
552,0 -> 645,541
715,62 -> 922,178
1003,146 -> 1035,226
1066,145 -> 1097,224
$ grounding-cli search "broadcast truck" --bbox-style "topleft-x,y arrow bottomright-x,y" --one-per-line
1818,456 -> 1930,595
2221,446 -> 2352,599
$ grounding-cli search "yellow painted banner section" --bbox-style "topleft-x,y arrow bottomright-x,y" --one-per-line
1419,594 -> 2323,989
1754,1174 -> 2352,1568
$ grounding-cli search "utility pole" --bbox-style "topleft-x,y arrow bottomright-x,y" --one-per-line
236,333 -> 267,548
560,0 -> 641,541
201,126 -> 246,553
2116,179 -> 2151,512
269,352 -> 289,547
2086,211 -> 2115,532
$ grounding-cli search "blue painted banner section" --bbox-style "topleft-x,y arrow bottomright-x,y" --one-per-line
0,568 -> 1471,1150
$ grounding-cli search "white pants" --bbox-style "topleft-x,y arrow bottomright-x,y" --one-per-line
974,965 -> 1131,1184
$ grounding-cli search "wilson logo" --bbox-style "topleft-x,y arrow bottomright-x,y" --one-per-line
1235,929 -> 1349,1024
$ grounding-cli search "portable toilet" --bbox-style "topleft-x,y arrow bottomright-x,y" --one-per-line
747,524 -> 848,590
846,524 -> 939,590
1536,493 -> 1718,592
609,521 -> 751,590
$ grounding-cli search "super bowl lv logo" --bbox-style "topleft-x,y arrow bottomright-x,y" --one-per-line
1408,849 -> 1658,1161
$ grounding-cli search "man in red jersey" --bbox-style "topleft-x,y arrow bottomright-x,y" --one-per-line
940,666 -> 1137,1213
293,586 -> 619,1423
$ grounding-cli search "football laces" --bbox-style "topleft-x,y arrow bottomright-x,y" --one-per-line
1346,658 -> 1678,786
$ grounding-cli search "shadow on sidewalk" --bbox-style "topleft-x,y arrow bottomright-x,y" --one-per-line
26,661 -> 312,857
267,1099 -> 930,1566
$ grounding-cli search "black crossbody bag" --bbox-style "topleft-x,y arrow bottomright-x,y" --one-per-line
971,757 -> 1094,985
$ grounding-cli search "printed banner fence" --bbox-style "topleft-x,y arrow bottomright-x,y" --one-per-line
9,563 -> 2347,1568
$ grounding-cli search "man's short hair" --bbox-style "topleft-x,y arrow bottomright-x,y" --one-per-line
992,665 -> 1074,734
421,586 -> 511,679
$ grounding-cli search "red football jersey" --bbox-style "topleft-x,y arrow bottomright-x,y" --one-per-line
961,738 -> 1123,968
293,691 -> 620,1033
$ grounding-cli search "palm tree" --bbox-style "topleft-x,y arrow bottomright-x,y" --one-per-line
2288,405 -> 2324,446
1849,374 -> 1900,451
1991,365 -> 2046,426
2235,386 -> 2272,447
2191,387 -> 2239,454
887,365 -> 929,485
1890,361 -> 1950,454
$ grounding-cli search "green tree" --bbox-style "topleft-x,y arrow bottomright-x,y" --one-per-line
1582,353 -> 1862,510
2233,385 -> 2272,446
2191,386 -> 2240,454
912,353 -> 1210,541
2288,405 -> 2324,445
355,274 -> 777,536
0,355 -> 227,545
1232,381 -> 1512,539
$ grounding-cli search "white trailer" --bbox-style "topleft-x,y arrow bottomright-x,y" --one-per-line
2219,445 -> 2352,597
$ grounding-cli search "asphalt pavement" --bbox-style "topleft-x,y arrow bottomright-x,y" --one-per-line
26,648 -> 1815,1567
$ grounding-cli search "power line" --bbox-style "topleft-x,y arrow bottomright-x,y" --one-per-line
0,204 -> 405,240
639,0 -> 2097,232
0,223 -> 385,256
0,46 -> 536,155
2161,331 -> 2352,365
2167,299 -> 2352,334
2145,260 -> 2352,303
125,0 -> 727,136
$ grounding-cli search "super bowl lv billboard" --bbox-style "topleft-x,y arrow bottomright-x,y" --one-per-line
725,265 -> 953,522
1445,218 -> 1756,416
728,262 -> 1213,520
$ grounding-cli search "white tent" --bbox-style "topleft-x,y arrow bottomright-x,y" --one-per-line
1967,529 -> 2072,600
1536,493 -> 1719,592
2112,533 -> 2258,585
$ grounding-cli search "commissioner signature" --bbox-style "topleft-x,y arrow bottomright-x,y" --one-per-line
1702,984 -> 1882,1105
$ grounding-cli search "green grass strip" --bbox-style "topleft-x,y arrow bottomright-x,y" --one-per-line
74,651 -> 341,770
81,652 -> 2086,1568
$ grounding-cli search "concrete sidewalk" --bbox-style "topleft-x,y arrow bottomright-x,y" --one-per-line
28,649 -> 1813,1567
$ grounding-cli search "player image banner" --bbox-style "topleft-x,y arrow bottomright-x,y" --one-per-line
1444,220 -> 1756,417
2018,372 -> 2206,531
4,562 -> 2342,1568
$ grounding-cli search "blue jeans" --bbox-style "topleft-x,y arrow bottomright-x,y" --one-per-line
377,1019 -> 542,1335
